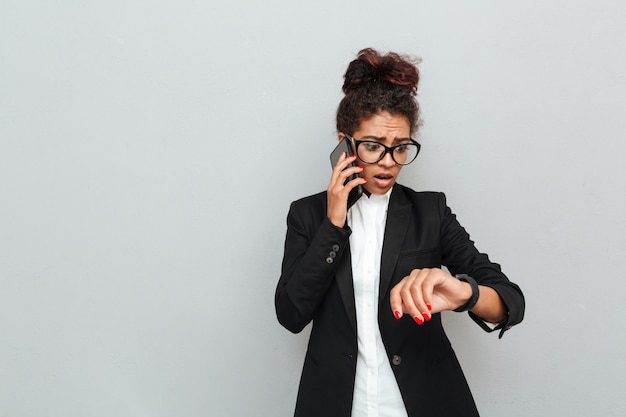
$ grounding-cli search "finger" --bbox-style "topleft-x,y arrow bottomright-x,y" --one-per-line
342,171 -> 366,190
329,152 -> 346,187
329,169 -> 364,202
390,280 -> 405,319
405,281 -> 425,324
332,152 -> 357,172
335,164 -> 363,183
406,269 -> 438,323
341,164 -> 364,177
396,271 -> 424,324
330,166 -> 363,199
326,155 -> 361,228
389,269 -> 424,324
420,276 -> 434,321
411,269 -> 434,321
329,154 -> 358,190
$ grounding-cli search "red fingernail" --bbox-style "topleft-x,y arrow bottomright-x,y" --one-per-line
394,310 -> 402,320
413,315 -> 424,325
358,166 -> 364,169
362,178 -> 367,182
351,154 -> 357,158
427,304 -> 432,311
423,313 -> 431,322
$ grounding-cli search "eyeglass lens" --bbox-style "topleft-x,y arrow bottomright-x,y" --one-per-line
357,141 -> 419,165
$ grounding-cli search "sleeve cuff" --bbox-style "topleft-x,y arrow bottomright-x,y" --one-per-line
468,311 -> 513,339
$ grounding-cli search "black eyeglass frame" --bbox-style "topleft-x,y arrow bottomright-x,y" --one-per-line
344,134 -> 421,166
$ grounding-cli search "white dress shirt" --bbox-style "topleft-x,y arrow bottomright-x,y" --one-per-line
348,189 -> 408,417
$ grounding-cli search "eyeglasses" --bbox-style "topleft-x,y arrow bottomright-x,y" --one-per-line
344,134 -> 421,166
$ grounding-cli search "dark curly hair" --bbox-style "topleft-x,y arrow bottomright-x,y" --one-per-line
336,48 -> 421,136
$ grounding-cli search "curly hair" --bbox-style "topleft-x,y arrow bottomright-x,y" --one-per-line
336,48 -> 421,136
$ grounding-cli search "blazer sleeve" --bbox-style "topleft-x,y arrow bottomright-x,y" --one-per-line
437,192 -> 525,338
275,198 -> 351,333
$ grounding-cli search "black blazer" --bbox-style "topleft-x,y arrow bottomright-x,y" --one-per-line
275,184 -> 524,417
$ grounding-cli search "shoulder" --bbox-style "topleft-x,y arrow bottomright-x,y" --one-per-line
290,190 -> 327,210
283,191 -> 337,236
392,184 -> 453,222
285,191 -> 328,224
394,184 -> 446,206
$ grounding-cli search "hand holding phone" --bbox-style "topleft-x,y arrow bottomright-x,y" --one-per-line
328,138 -> 365,226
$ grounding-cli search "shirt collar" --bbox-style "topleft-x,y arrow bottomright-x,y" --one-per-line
358,186 -> 393,207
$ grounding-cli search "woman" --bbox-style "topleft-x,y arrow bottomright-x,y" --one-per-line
275,48 -> 524,417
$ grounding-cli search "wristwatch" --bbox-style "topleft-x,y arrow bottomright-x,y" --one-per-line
453,274 -> 479,312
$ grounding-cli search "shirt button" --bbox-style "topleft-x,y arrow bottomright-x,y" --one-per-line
392,355 -> 402,366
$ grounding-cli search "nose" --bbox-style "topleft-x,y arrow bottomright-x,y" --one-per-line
378,150 -> 396,167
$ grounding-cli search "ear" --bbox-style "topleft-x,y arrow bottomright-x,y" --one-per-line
337,133 -> 345,142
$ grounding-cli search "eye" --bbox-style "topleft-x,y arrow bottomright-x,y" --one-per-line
363,142 -> 382,152
395,144 -> 408,153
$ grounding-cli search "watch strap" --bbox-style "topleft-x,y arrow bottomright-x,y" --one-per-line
453,274 -> 479,312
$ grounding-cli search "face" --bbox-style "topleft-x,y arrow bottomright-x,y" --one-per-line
339,112 -> 412,195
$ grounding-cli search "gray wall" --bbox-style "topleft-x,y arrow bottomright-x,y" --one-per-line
2,1 -> 625,416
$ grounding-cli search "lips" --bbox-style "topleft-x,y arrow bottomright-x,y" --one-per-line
375,173 -> 393,180
373,173 -> 394,189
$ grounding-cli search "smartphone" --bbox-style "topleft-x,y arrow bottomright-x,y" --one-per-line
329,138 -> 363,208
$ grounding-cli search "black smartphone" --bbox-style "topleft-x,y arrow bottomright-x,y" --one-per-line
329,138 -> 363,208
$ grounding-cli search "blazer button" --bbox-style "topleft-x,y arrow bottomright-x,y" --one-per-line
329,251 -> 337,258
332,244 -> 340,252
392,355 -> 402,366
326,257 -> 334,264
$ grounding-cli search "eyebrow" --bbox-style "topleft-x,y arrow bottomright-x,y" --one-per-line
359,135 -> 411,144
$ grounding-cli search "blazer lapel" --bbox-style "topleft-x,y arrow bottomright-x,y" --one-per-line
335,244 -> 357,334
379,185 -> 412,305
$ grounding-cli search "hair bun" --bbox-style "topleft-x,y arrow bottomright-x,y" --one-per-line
342,48 -> 420,96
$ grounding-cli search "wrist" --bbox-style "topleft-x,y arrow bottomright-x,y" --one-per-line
327,215 -> 345,228
453,274 -> 480,312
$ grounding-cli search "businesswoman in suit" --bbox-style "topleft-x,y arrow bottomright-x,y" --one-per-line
275,48 -> 525,417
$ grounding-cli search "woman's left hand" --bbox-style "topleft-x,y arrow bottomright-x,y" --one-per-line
389,268 -> 472,324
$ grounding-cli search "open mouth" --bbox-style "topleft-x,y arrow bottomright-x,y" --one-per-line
372,173 -> 394,189
375,174 -> 393,180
